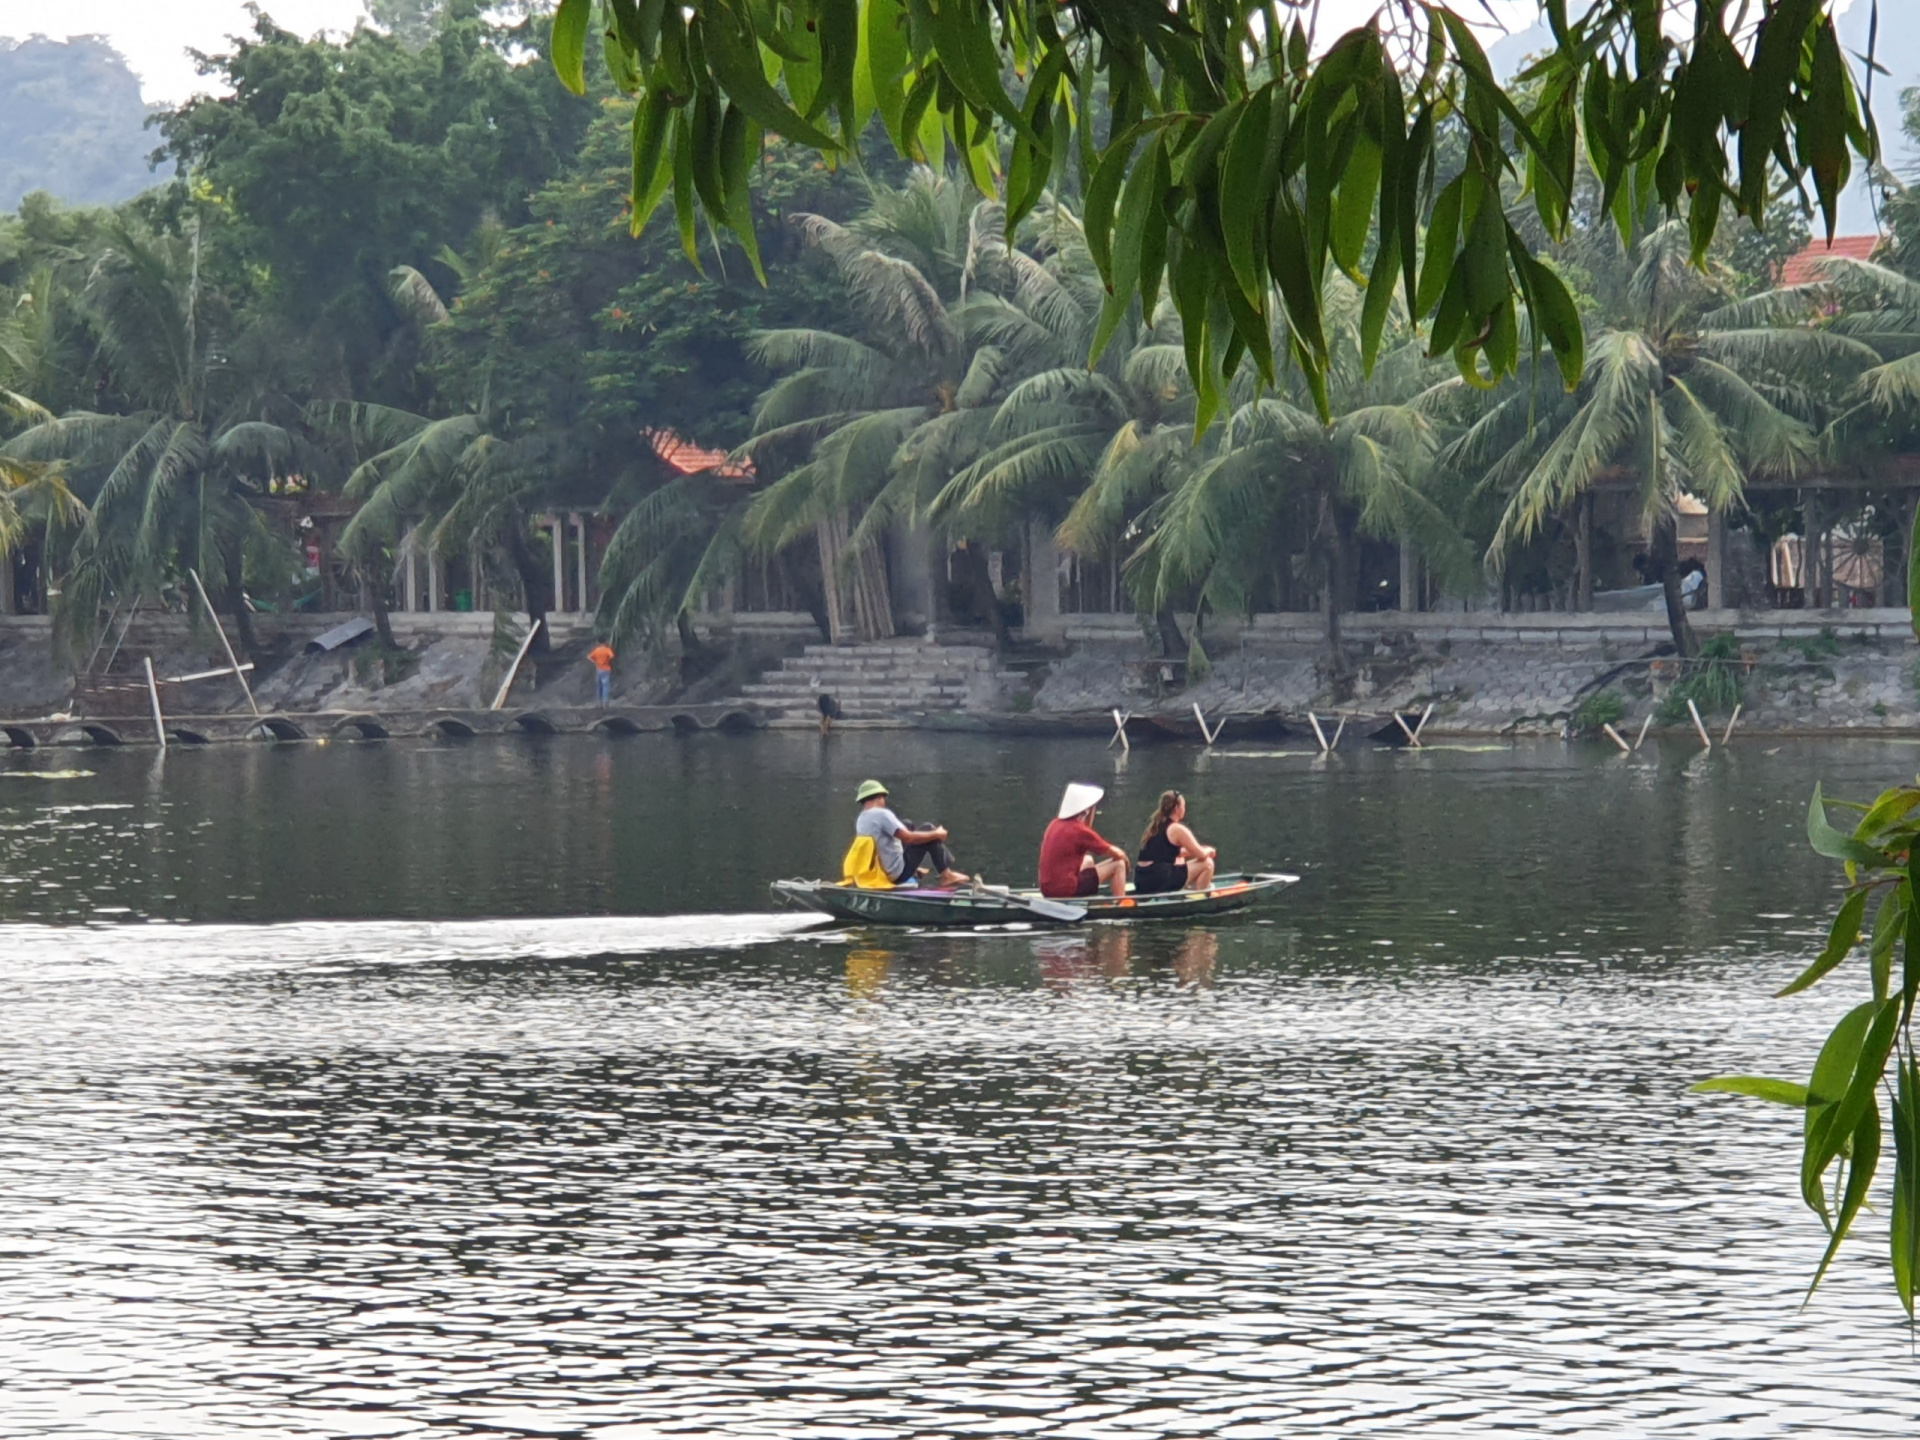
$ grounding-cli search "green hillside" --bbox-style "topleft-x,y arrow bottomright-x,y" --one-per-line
0,35 -> 158,210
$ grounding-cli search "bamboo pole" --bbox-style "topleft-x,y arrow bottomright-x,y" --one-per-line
1330,714 -> 1347,749
1413,702 -> 1434,742
1601,722 -> 1631,753
1108,708 -> 1131,753
491,618 -> 543,711
1721,704 -> 1742,745
143,657 -> 167,750
1686,697 -> 1713,749
1393,710 -> 1421,747
1191,701 -> 1222,746
1634,713 -> 1653,751
1308,711 -> 1329,753
188,569 -> 259,716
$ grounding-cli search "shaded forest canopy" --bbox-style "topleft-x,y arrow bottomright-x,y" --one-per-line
0,36 -> 157,211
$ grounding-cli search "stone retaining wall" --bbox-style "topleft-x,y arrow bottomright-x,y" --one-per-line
1027,608 -> 1920,735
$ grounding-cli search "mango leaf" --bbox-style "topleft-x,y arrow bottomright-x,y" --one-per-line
551,0 -> 592,95
1691,1076 -> 1812,1106
1775,886 -> 1868,997
1892,1055 -> 1920,1317
1808,783 -> 1889,868
1809,1099 -> 1882,1300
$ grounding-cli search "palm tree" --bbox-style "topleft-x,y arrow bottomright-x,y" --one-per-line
736,169 -> 1005,641
1043,271 -> 1464,676
328,403 -> 570,650
1454,222 -> 1868,654
0,219 -> 302,653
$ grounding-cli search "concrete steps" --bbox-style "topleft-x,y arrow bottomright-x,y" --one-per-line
741,639 -> 1022,718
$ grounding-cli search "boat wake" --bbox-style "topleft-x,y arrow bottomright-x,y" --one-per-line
0,912 -> 829,977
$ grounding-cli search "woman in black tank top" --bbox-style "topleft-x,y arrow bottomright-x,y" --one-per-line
1135,791 -> 1217,894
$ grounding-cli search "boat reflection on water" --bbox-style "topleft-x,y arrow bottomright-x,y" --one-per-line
844,947 -> 894,998
1171,929 -> 1219,989
1033,928 -> 1134,990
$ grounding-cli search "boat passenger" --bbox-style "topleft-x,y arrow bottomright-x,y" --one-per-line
1134,790 -> 1217,894
1039,783 -> 1130,899
853,779 -> 968,888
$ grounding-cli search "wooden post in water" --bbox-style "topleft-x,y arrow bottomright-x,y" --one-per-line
1634,713 -> 1653,751
189,569 -> 259,717
1191,702 -> 1222,746
143,657 -> 167,750
1307,712 -> 1329,754
1686,698 -> 1712,750
1393,711 -> 1422,747
1413,702 -> 1433,742
1721,704 -> 1742,745
1601,722 -> 1631,753
1108,708 -> 1131,753
1329,713 -> 1347,749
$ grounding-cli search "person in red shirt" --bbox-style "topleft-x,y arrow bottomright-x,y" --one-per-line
1038,783 -> 1131,899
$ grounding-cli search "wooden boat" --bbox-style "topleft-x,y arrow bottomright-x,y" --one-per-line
770,871 -> 1299,927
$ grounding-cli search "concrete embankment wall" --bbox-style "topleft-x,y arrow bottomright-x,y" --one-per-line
0,613 -> 610,720
1024,609 -> 1920,735
4,607 -> 1918,735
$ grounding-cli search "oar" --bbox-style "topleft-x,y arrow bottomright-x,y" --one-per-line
969,879 -> 1086,924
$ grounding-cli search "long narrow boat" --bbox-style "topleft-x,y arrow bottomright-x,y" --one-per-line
770,872 -> 1299,927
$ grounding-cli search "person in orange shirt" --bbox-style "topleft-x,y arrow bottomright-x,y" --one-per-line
586,639 -> 616,704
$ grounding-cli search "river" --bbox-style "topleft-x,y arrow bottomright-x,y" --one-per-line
1,733 -> 1915,1435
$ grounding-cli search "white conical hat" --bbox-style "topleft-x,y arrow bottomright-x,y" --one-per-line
1057,782 -> 1104,820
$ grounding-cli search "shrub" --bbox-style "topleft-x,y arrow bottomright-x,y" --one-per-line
1656,632 -> 1743,722
1571,688 -> 1627,735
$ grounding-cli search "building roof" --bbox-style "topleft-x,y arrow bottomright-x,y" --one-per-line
648,428 -> 754,480
1779,234 -> 1880,287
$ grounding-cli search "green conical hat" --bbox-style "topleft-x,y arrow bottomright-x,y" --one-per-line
854,778 -> 890,803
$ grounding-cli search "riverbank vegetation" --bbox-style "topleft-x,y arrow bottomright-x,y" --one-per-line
0,0 -> 1916,684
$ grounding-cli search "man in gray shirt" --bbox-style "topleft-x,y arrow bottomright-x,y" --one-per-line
853,778 -> 968,887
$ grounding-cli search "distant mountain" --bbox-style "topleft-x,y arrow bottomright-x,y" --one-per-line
0,35 -> 162,211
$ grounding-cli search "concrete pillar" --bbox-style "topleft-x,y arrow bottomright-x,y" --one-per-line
404,545 -> 419,613
549,516 -> 565,615
1027,518 -> 1062,638
1397,536 -> 1417,612
573,512 -> 588,616
427,552 -> 441,613
0,553 -> 13,614
887,519 -> 937,636
1706,507 -> 1728,610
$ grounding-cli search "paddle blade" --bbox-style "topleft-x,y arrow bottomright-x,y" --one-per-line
1023,897 -> 1087,923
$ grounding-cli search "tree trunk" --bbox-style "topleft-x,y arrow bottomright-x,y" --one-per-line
1153,606 -> 1185,658
778,550 -> 833,643
963,540 -> 1007,643
503,521 -> 550,652
221,549 -> 257,659
1321,496 -> 1353,677
1650,510 -> 1698,657
1575,493 -> 1593,611
371,582 -> 398,651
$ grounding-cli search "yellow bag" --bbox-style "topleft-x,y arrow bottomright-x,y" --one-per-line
840,834 -> 896,889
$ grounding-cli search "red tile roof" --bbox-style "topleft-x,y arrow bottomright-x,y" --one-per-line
648,428 -> 753,480
1779,234 -> 1881,287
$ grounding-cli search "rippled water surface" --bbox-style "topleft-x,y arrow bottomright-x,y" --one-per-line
4,733 -> 1919,1436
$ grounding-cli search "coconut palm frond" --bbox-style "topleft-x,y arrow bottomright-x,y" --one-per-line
1057,422 -> 1191,556
1692,326 -> 1884,389
1697,283 -> 1835,330
1681,357 -> 1819,479
1661,378 -> 1746,513
1487,331 -> 1661,561
211,421 -> 295,475
1858,350 -> 1920,417
389,265 -> 450,327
